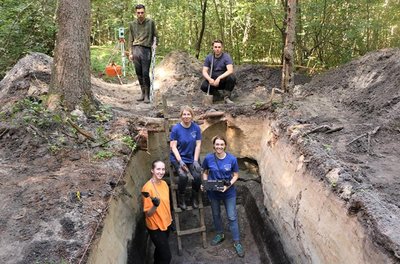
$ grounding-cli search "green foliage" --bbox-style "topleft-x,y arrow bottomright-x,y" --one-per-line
252,100 -> 266,110
91,104 -> 113,122
0,0 -> 57,78
0,111 -> 7,121
48,144 -> 61,154
12,98 -> 60,128
323,144 -> 332,152
91,45 -> 114,74
271,100 -> 284,110
121,135 -> 136,152
94,150 -> 114,160
1,0 -> 400,78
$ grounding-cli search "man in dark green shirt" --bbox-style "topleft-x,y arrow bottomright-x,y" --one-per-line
128,4 -> 157,103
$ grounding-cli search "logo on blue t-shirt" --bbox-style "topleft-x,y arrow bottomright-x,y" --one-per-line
223,164 -> 231,171
191,131 -> 197,138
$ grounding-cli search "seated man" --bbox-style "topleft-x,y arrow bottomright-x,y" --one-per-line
200,40 -> 236,104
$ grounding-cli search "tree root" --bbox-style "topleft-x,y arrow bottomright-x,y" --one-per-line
347,126 -> 380,155
0,128 -> 9,139
66,118 -> 96,142
91,136 -> 117,148
304,125 -> 344,136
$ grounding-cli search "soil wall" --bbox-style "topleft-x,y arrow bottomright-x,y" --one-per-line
87,151 -> 153,264
258,121 -> 392,263
87,115 -> 393,264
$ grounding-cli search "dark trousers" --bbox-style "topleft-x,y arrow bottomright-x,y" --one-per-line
171,161 -> 202,194
200,74 -> 236,95
147,228 -> 171,264
132,45 -> 151,88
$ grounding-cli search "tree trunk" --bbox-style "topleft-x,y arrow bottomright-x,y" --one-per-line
212,0 -> 225,43
195,0 -> 208,59
281,0 -> 297,93
49,0 -> 96,113
280,0 -> 288,65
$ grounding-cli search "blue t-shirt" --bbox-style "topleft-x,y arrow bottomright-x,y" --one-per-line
204,53 -> 233,79
202,152 -> 238,200
169,122 -> 201,163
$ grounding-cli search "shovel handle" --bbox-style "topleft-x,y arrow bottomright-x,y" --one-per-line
207,54 -> 214,95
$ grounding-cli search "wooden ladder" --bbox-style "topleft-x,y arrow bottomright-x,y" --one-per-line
162,96 -> 207,255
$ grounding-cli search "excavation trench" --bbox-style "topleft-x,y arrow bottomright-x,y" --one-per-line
87,117 -> 391,264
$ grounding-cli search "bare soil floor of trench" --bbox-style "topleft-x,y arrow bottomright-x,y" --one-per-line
0,49 -> 400,263
169,205 -> 261,264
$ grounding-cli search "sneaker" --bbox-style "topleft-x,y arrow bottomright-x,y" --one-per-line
234,242 -> 245,257
210,233 -> 225,246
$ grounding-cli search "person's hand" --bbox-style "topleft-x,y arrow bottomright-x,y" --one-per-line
214,78 -> 221,87
179,160 -> 189,172
151,197 -> 160,207
129,54 -> 133,61
221,186 -> 230,192
223,180 -> 231,187
193,161 -> 202,173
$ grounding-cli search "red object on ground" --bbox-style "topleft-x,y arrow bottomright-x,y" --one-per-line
105,63 -> 122,77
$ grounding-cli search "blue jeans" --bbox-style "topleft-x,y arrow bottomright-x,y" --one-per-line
210,196 -> 240,242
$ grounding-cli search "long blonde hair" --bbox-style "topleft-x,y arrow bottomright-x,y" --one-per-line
179,106 -> 194,118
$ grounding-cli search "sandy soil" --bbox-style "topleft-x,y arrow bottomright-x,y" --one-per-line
0,49 -> 399,263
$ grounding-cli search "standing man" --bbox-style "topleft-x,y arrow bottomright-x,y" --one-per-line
200,40 -> 236,104
129,4 -> 157,104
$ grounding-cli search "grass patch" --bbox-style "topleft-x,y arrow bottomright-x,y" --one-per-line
91,45 -> 137,82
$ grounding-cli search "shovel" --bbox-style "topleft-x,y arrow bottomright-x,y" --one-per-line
203,55 -> 214,106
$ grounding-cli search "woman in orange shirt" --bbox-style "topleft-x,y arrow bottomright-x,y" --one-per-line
142,160 -> 172,264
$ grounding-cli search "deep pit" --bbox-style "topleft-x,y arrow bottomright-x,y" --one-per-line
87,116 -> 393,264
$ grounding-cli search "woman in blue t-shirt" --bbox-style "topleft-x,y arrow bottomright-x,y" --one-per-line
170,106 -> 202,210
201,135 -> 245,258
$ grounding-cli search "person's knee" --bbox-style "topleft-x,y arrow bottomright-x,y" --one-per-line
178,172 -> 188,182
142,65 -> 150,76
227,214 -> 237,222
200,81 -> 209,92
225,75 -> 236,91
192,176 -> 202,190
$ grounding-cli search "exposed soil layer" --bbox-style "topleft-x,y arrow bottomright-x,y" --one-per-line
0,49 -> 399,263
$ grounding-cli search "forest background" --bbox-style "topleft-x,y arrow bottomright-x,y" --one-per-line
1,0 -> 399,80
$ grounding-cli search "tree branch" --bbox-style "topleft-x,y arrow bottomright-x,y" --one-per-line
66,118 -> 96,142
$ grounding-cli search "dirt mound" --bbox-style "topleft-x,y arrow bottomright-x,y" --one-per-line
0,54 -> 135,263
282,48 -> 400,260
303,48 -> 400,118
0,53 -> 52,109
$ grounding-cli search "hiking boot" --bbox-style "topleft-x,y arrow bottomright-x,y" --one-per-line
136,86 -> 145,101
223,90 -> 234,104
212,90 -> 223,102
192,190 -> 199,209
234,242 -> 245,258
178,193 -> 187,210
143,86 -> 150,103
210,233 -> 225,246
224,96 -> 234,104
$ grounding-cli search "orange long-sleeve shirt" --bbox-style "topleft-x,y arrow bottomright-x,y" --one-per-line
142,179 -> 172,231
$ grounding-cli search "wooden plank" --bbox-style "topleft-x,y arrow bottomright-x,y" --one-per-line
177,226 -> 207,236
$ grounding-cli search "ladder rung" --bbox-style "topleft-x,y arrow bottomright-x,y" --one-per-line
177,226 -> 206,236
